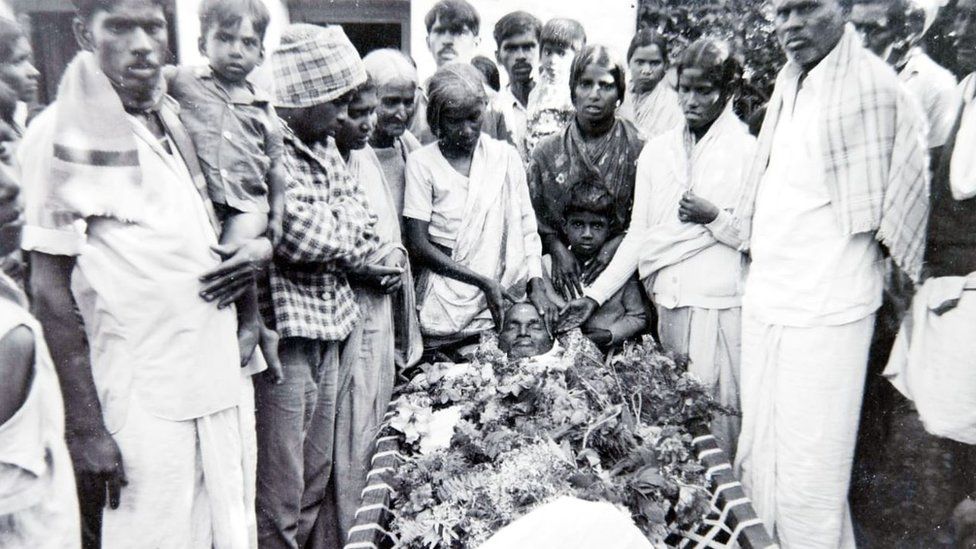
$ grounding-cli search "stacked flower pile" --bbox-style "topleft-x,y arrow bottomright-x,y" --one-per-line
387,332 -> 733,548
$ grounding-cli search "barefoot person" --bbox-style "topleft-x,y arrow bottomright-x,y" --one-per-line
165,0 -> 287,378
22,0 -> 273,546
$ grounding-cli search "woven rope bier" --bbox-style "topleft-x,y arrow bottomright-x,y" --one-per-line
344,404 -> 778,549
677,425 -> 779,549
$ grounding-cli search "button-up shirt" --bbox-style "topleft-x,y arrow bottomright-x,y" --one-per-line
166,65 -> 284,213
262,129 -> 380,341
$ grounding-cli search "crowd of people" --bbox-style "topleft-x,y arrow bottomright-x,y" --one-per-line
1,0 -> 975,547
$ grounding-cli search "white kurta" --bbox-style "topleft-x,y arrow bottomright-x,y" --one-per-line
736,59 -> 883,548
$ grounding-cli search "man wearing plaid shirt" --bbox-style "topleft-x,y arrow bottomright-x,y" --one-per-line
256,24 -> 403,549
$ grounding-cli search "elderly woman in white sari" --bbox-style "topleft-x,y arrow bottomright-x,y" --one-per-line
561,39 -> 756,459
403,63 -> 557,355
618,28 -> 684,141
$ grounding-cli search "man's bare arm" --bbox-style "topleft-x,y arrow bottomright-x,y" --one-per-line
30,251 -> 126,508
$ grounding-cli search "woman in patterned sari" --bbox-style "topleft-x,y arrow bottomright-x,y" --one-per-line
527,44 -> 644,300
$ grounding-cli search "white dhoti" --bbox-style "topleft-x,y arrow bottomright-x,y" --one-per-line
656,305 -> 742,460
101,375 -> 254,549
735,310 -> 874,549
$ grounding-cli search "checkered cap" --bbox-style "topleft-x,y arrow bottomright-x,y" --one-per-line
271,24 -> 367,108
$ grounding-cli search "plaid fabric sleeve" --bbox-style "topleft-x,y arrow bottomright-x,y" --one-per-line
275,145 -> 378,267
322,142 -> 381,269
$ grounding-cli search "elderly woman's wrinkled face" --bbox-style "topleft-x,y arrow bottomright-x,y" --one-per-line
373,79 -> 416,143
436,96 -> 484,156
498,303 -> 554,359
573,63 -> 619,127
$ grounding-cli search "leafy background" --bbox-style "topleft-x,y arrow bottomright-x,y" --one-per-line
637,0 -> 784,126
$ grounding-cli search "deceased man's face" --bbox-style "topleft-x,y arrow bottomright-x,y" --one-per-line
498,303 -> 553,359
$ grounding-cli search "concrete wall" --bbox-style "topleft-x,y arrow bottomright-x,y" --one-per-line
410,0 -> 638,84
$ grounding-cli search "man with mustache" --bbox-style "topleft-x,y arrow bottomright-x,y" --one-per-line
705,0 -> 929,546
493,11 -> 541,160
21,0 -> 273,546
410,0 -> 510,146
409,0 -> 480,144
870,0 -> 976,544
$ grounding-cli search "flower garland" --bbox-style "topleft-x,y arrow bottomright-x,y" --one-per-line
387,332 -> 734,548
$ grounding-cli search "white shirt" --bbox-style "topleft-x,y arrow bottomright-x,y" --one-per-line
20,108 -> 241,431
586,105 -> 755,310
402,142 -> 472,249
899,49 -> 960,148
744,68 -> 883,327
497,84 -> 531,159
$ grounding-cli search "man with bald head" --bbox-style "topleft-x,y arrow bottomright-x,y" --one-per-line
704,0 -> 929,545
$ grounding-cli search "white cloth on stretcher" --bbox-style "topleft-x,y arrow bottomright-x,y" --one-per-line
884,273 -> 976,444
478,496 -> 655,549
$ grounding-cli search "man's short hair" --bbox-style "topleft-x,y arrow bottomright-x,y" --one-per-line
493,11 -> 541,49
73,0 -> 169,21
564,182 -> 614,220
199,0 -> 271,40
851,0 -> 915,28
424,0 -> 480,35
569,44 -> 627,104
540,18 -> 586,53
627,28 -> 669,63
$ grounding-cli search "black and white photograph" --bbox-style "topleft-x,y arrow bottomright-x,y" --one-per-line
0,0 -> 973,547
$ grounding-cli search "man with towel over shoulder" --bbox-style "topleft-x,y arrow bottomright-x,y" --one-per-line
21,0 -> 272,546
705,0 -> 930,546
